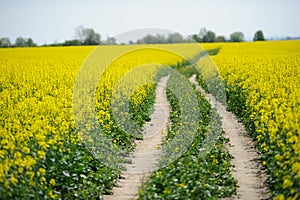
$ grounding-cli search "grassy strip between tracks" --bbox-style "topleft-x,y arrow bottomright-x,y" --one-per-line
138,66 -> 237,199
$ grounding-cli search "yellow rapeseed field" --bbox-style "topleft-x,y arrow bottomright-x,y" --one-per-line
0,44 -> 201,198
1,40 -> 299,199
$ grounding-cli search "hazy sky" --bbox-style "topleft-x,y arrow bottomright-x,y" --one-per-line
1,0 -> 299,44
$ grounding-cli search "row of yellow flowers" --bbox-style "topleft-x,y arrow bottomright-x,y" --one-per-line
203,40 -> 300,199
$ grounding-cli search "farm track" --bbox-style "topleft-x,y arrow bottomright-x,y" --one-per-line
103,76 -> 170,200
190,74 -> 270,200
104,74 -> 270,200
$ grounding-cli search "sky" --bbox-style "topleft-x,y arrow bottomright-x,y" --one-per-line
1,0 -> 300,44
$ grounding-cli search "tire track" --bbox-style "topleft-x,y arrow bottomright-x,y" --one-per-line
190,74 -> 270,200
104,76 -> 170,200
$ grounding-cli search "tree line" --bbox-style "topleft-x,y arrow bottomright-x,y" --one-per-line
0,37 -> 37,48
0,26 -> 267,48
131,28 -> 266,44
